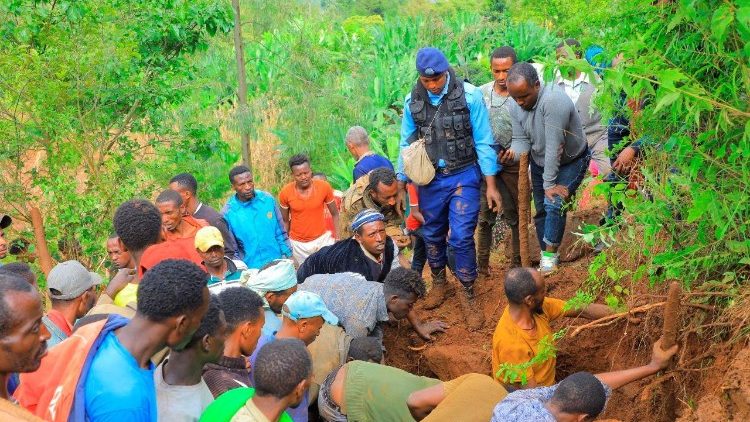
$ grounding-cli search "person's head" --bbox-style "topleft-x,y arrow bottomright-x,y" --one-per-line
288,154 -> 313,189
0,214 -> 12,260
490,46 -> 518,91
383,267 -> 426,319
155,189 -> 185,233
0,262 -> 36,286
352,209 -> 386,257
169,173 -> 199,209
347,336 -> 384,363
195,226 -> 226,269
181,295 -> 228,365
507,62 -> 542,111
556,38 -> 582,61
136,259 -> 210,351
106,234 -> 132,269
344,126 -> 371,159
280,291 -> 338,346
246,259 -> 298,314
0,273 -> 50,376
113,199 -> 163,255
416,47 -> 450,95
504,267 -> 546,314
229,165 -> 255,202
547,372 -> 607,421
218,287 -> 265,356
312,172 -> 328,182
367,167 -> 399,208
253,338 -> 312,408
47,260 -> 102,319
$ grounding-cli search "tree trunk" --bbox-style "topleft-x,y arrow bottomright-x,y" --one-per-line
518,153 -> 531,267
231,0 -> 252,167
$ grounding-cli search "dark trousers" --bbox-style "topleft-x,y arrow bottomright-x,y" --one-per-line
410,228 -> 427,273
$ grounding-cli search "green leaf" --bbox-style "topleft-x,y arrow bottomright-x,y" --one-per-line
711,5 -> 734,44
654,92 -> 680,112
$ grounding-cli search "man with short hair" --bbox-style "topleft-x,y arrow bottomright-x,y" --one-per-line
207,338 -> 312,422
248,291 -> 338,422
492,268 -> 612,388
242,259 -> 298,337
203,287 -> 266,398
279,154 -> 339,265
156,189 -> 208,241
397,47 -> 501,330
299,267 -> 443,343
500,62 -> 591,273
0,273 -> 49,421
477,46 -> 522,271
0,263 -> 36,286
297,210 -> 400,283
43,260 -> 101,347
170,172 -> 239,258
155,295 -> 227,422
106,233 -> 134,271
0,214 -> 12,265
345,126 -> 395,182
555,39 -> 611,178
223,165 -> 292,269
195,226 -> 247,288
340,168 -> 409,247
491,340 -> 678,421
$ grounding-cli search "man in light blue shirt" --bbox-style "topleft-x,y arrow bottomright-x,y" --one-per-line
223,165 -> 292,269
397,47 -> 501,331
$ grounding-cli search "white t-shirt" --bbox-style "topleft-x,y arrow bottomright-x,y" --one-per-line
154,360 -> 215,422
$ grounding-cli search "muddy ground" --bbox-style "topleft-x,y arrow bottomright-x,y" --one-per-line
383,205 -> 749,421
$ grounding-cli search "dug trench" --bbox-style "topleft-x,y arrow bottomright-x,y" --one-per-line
382,206 -> 750,421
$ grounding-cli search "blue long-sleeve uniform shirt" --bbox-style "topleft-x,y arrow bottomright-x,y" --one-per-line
223,191 -> 292,269
397,73 -> 499,181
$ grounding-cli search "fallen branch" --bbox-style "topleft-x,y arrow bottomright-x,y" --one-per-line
570,302 -> 665,337
518,153 -> 531,267
661,281 -> 682,350
640,372 -> 676,402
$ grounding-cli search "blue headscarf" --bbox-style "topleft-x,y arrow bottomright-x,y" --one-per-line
351,209 -> 385,232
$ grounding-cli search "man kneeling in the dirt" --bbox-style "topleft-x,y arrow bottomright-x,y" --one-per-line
492,268 -> 613,388
491,339 -> 678,421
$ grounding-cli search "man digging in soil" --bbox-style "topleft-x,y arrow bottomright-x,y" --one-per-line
492,267 -> 612,388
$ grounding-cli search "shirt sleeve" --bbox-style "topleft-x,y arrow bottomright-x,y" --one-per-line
509,104 -> 531,161
272,201 -> 292,256
278,186 -> 290,209
322,181 -> 335,203
397,94 -> 417,182
543,297 -> 568,322
407,184 -> 419,206
541,100 -> 575,189
465,84 -> 499,176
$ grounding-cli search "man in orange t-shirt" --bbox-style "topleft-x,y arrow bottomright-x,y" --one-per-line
492,268 -> 612,388
313,173 -> 342,238
279,154 -> 339,266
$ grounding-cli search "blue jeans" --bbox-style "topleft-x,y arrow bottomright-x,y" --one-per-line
419,165 -> 481,286
530,150 -> 591,249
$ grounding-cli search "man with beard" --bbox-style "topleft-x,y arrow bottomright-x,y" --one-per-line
340,168 -> 410,248
42,261 -> 102,347
491,268 -> 611,388
279,154 -> 339,265
0,273 -> 49,421
223,165 -> 291,269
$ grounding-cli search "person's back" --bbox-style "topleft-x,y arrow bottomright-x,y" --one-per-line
353,153 -> 394,182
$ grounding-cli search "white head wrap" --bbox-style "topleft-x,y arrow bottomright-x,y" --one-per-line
239,259 -> 297,307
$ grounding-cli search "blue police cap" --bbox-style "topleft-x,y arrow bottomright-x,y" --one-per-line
416,47 -> 449,77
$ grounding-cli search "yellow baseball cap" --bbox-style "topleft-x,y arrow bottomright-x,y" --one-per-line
195,226 -> 224,252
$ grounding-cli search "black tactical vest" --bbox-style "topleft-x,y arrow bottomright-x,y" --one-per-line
407,67 -> 477,172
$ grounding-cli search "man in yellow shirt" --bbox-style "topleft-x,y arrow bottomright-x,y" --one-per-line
492,268 -> 612,388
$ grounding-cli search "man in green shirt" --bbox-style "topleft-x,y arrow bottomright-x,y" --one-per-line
317,361 -> 440,422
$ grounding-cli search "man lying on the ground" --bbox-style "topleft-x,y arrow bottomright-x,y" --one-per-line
299,267 -> 447,343
0,273 -> 49,422
249,291 -> 337,422
308,327 -> 382,403
407,373 -> 508,422
492,267 -> 612,388
317,360 -> 441,422
242,259 -> 298,337
297,209 -> 402,283
491,339 -> 678,421
156,295 -> 227,422
203,287 -> 265,398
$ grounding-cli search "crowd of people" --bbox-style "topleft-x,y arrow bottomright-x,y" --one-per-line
0,42 -> 668,422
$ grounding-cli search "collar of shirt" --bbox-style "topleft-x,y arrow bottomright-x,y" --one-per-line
426,72 -> 452,105
45,309 -> 73,337
206,257 -> 240,284
555,70 -> 589,90
356,150 -> 375,164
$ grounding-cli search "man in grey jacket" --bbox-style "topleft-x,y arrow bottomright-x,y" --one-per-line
500,62 -> 591,273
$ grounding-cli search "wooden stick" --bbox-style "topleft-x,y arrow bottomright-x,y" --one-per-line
518,153 -> 531,267
661,281 -> 682,350
570,302 -> 665,337
29,206 -> 54,277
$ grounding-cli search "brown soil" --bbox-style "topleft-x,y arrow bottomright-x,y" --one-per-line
383,202 -> 745,421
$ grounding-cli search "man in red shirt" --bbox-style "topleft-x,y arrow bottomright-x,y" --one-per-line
279,154 -> 340,266
43,260 -> 101,348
